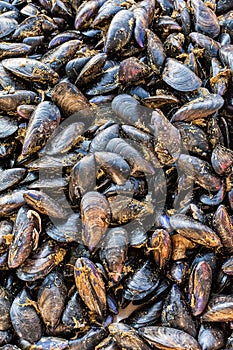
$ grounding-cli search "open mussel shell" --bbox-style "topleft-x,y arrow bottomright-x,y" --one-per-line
162,58 -> 202,92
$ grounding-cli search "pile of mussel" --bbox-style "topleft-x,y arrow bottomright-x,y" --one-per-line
0,0 -> 233,349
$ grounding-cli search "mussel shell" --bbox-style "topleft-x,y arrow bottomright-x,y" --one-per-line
16,240 -> 66,281
86,65 -> 119,95
51,81 -> 92,118
8,205 -> 41,268
10,288 -> 42,343
138,326 -> 202,350
0,18 -> 18,39
170,214 -> 222,248
45,214 -> 82,243
37,271 -> 67,328
109,323 -> 152,350
202,295 -> 233,322
123,259 -> 161,303
0,287 -> 13,331
0,168 -> 26,193
0,90 -> 39,113
62,290 -> 88,329
171,93 -> 224,122
0,42 -> 32,60
104,9 -> 135,54
75,52 -> 107,86
41,39 -> 81,72
0,116 -> 18,138
2,58 -> 59,85
81,191 -> 110,252
74,257 -> 106,317
219,44 -> 233,72
162,58 -> 202,92
191,0 -> 220,38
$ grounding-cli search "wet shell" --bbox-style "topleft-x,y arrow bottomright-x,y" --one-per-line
109,323 -> 152,350
86,65 -> 119,95
191,0 -> 220,38
51,82 -> 92,118
105,137 -> 155,176
0,90 -> 38,113
219,44 -> 233,72
173,122 -> 209,156
123,259 -> 160,303
124,299 -> 163,329
75,52 -> 107,86
37,271 -> 67,328
100,227 -> 129,282
81,191 -> 110,252
8,205 -> 41,269
69,154 -> 96,204
0,220 -> 13,254
0,18 -> 17,39
108,195 -> 153,225
202,295 -> 233,322
74,0 -> 106,30
171,93 -> 224,122
94,151 -> 131,185
46,30 -> 75,47
112,94 -> 150,126
62,290 -> 88,329
16,240 -> 66,282
10,288 -> 42,343
138,326 -> 202,350
90,124 -> 119,152
151,229 -> 171,270
0,42 -> 32,60
118,57 -> 150,86
152,109 -> 181,165
0,287 -> 13,331
189,32 -> 221,58
104,9 -> 135,54
2,58 -> 59,85
44,122 -> 85,156
74,257 -> 106,317
170,214 -> 222,248
45,214 -> 82,243
211,144 -> 233,175
198,323 -> 225,350
0,116 -> 17,138
21,101 -> 61,157
28,337 -> 68,350
188,261 -> 212,316
161,284 -> 197,337
41,39 -> 81,72
0,168 -> 26,193
213,205 -> 233,254
162,58 -> 202,92
177,153 -> 221,192
0,189 -> 26,217
23,190 -> 68,219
